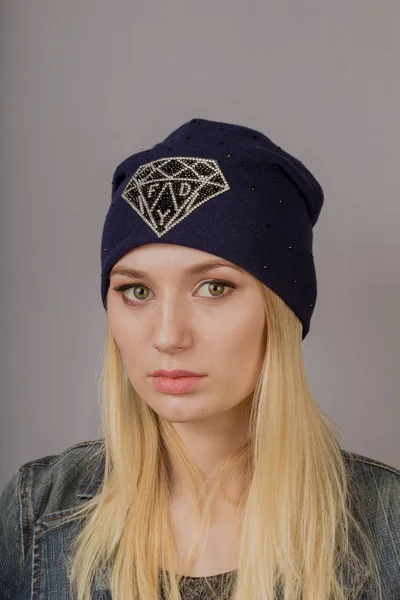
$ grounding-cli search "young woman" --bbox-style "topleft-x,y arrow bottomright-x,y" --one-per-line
1,117 -> 399,600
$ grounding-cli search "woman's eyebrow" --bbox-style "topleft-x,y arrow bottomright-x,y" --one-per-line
110,260 -> 244,279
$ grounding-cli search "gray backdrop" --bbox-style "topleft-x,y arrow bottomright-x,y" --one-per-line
1,0 -> 399,490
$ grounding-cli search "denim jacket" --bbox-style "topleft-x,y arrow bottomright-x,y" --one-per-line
1,439 -> 400,600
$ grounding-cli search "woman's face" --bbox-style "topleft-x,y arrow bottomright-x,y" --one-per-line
107,243 -> 266,427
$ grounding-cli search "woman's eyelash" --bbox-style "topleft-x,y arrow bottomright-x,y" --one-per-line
112,280 -> 236,304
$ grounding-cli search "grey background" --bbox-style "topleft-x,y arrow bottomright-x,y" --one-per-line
1,1 -> 399,490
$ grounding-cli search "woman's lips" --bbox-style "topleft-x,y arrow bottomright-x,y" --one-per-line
151,375 -> 206,394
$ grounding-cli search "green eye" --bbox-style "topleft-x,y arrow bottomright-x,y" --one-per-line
132,285 -> 151,300
203,281 -> 226,297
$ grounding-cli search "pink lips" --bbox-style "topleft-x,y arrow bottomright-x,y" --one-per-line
151,369 -> 203,378
151,375 -> 205,394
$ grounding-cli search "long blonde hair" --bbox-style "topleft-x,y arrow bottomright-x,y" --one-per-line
66,280 -> 383,599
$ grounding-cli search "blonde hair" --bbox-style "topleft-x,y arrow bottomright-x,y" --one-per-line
65,281 -> 383,600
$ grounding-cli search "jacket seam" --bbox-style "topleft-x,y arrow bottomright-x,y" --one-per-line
17,470 -> 25,567
20,439 -> 103,469
345,453 -> 400,478
22,465 -> 32,550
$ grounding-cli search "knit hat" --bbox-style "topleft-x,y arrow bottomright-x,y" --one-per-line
101,117 -> 324,340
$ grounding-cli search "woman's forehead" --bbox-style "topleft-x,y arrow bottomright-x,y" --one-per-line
115,244 -> 246,275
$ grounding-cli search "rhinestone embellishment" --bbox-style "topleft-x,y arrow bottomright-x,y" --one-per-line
122,157 -> 230,237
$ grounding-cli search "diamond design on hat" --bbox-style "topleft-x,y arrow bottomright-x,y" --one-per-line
122,157 -> 230,237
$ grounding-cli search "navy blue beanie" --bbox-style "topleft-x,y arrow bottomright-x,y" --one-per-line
101,117 -> 324,340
